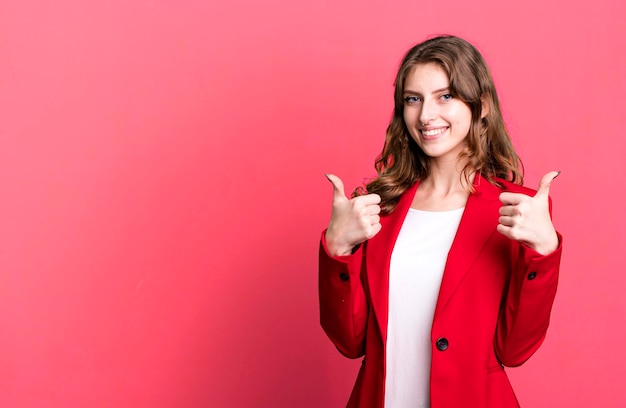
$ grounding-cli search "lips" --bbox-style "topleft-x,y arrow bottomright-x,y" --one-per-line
420,126 -> 448,140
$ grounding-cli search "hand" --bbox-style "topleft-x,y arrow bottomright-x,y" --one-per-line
324,174 -> 382,256
497,171 -> 560,255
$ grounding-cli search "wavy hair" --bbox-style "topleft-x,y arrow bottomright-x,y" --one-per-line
357,35 -> 523,212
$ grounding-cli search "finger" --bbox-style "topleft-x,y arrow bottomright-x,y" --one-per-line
365,204 -> 381,215
358,193 -> 382,206
497,223 -> 528,243
496,223 -> 515,240
498,215 -> 516,227
369,214 -> 381,225
535,170 -> 561,199
367,222 -> 383,239
325,173 -> 347,203
499,205 -> 519,216
499,192 -> 526,206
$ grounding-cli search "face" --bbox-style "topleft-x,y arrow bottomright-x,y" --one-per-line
403,63 -> 473,164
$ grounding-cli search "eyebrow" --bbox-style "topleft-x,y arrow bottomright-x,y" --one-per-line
403,87 -> 450,95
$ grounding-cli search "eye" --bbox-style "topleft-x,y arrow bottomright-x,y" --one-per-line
403,96 -> 421,104
440,93 -> 453,101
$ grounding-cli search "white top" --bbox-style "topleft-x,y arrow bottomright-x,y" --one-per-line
384,207 -> 464,408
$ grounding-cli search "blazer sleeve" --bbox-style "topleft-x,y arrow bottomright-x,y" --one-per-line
494,231 -> 563,367
318,230 -> 368,359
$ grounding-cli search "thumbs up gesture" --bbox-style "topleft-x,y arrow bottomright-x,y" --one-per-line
324,174 -> 382,257
496,171 -> 561,255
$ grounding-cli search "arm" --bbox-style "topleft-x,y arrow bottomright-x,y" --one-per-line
318,174 -> 381,358
495,172 -> 563,365
319,231 -> 368,359
494,232 -> 562,366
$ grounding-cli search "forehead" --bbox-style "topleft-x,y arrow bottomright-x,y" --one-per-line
404,62 -> 450,92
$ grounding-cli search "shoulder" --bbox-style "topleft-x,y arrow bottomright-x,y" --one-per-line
493,176 -> 536,196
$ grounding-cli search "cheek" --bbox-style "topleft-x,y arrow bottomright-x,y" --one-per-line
403,110 -> 420,136
453,116 -> 471,128
403,111 -> 420,139
454,120 -> 471,139
451,106 -> 473,134
403,108 -> 413,126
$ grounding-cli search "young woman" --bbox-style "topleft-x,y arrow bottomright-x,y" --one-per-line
319,35 -> 562,407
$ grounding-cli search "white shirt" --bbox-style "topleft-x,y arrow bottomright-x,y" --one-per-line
384,207 -> 464,408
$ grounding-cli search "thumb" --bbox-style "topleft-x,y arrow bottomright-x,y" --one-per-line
325,173 -> 348,202
535,170 -> 561,199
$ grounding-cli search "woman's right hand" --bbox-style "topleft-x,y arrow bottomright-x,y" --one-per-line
324,174 -> 382,257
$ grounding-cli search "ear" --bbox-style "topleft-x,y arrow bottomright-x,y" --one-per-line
480,94 -> 490,119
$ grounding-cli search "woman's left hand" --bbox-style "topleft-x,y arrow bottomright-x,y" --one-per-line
497,171 -> 560,255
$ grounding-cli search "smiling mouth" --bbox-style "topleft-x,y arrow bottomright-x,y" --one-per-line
420,127 -> 448,139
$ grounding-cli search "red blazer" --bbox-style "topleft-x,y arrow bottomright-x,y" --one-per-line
319,175 -> 562,407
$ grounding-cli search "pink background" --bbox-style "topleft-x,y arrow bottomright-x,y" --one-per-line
1,0 -> 625,406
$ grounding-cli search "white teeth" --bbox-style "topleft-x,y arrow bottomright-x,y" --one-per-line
421,128 -> 447,136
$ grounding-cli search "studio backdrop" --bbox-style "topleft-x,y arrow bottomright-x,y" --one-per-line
0,0 -> 625,407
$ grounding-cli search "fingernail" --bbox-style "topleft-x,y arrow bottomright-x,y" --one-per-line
553,170 -> 562,180
325,173 -> 331,181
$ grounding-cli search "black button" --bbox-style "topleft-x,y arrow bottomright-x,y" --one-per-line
527,272 -> 537,280
339,273 -> 349,282
436,338 -> 448,351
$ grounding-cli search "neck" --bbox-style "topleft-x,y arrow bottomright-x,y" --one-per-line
422,159 -> 475,195
410,159 -> 476,211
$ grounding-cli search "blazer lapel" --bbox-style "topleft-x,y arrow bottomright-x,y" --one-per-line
434,175 -> 502,315
365,182 -> 419,344
365,175 -> 503,343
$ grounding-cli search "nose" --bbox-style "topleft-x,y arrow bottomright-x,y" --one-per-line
419,98 -> 437,126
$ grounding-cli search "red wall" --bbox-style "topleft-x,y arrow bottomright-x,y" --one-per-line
1,0 -> 625,406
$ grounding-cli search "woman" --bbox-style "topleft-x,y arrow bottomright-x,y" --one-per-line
319,35 -> 562,407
